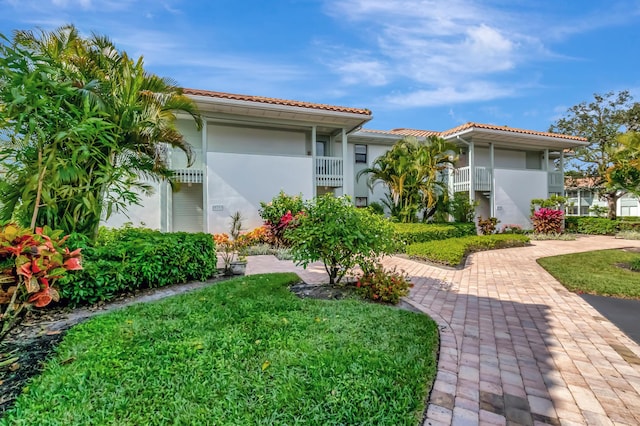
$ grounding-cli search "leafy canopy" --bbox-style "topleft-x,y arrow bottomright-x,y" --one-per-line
549,91 -> 640,218
286,195 -> 396,284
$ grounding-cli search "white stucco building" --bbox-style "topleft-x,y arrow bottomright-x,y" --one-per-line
105,89 -> 589,233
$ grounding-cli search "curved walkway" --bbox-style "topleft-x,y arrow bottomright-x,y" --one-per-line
247,236 -> 640,425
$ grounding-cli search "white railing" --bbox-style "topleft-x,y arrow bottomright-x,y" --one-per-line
172,169 -> 203,184
548,171 -> 564,191
453,166 -> 492,192
316,156 -> 343,187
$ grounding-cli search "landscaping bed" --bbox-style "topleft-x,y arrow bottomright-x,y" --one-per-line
406,234 -> 531,267
1,273 -> 438,425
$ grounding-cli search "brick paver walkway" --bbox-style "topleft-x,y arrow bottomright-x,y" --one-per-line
247,236 -> 640,425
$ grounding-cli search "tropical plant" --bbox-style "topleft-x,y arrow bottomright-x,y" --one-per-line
286,195 -> 396,284
532,208 -> 564,234
477,216 -> 499,235
0,25 -> 201,240
357,136 -> 458,223
0,223 -> 82,341
354,265 -> 413,304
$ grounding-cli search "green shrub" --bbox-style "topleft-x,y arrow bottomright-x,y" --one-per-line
286,195 -> 396,284
406,234 -> 530,266
354,265 -> 413,304
59,228 -> 217,306
393,222 -> 476,246
565,217 -> 620,235
630,258 -> 640,272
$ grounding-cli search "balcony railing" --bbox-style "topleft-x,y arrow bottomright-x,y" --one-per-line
316,156 -> 343,187
453,166 -> 492,192
172,169 -> 203,184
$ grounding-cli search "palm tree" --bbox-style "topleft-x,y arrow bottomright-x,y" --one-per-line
357,136 -> 458,222
2,25 -> 202,239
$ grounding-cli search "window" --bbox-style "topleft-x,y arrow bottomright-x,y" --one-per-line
355,144 -> 367,163
355,197 -> 368,207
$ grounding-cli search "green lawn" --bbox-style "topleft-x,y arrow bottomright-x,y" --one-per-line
537,249 -> 640,299
2,273 -> 438,426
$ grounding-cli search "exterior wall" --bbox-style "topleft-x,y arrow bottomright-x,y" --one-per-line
102,182 -> 162,229
494,169 -> 547,229
208,124 -> 307,156
566,190 -> 640,217
206,152 -> 313,233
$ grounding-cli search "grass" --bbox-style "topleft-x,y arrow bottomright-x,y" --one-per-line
2,273 -> 438,426
537,249 -> 640,298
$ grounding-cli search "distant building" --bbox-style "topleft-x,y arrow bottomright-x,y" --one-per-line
564,177 -> 640,217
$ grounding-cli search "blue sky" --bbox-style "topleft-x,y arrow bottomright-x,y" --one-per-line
1,0 -> 639,133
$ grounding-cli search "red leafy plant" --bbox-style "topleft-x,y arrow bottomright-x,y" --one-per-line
0,223 -> 82,341
354,264 -> 413,304
531,208 -> 564,234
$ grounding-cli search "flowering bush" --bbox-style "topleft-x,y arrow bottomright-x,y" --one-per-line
1,223 -> 82,341
532,208 -> 564,234
259,192 -> 305,247
355,265 -> 413,304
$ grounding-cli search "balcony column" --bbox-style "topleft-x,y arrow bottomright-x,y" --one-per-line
468,142 -> 475,203
311,125 -> 317,197
341,128 -> 350,198
202,120 -> 209,232
559,150 -> 565,196
489,142 -> 494,216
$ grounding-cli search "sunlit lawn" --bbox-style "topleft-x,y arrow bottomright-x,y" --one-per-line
537,249 -> 640,298
2,273 -> 438,426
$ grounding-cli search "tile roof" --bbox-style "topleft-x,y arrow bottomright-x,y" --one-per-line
564,176 -> 602,188
182,88 -> 372,116
387,128 -> 442,137
440,122 -> 587,142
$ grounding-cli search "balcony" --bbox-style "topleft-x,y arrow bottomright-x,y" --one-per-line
316,156 -> 343,187
453,166 -> 492,192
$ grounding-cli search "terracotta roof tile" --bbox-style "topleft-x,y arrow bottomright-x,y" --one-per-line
183,88 -> 372,116
388,128 -> 442,137
440,122 -> 587,142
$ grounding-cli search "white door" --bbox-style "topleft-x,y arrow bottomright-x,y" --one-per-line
172,183 -> 203,232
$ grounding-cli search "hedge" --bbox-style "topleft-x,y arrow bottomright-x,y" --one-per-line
59,228 -> 217,306
406,234 -> 530,267
564,217 -> 640,235
393,222 -> 477,246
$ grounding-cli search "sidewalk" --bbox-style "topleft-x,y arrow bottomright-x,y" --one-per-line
247,236 -> 640,425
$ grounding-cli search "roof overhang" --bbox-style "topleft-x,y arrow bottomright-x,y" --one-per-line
187,94 -> 372,135
444,127 -> 589,151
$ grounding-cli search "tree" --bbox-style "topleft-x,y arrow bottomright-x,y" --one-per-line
549,91 -> 640,219
607,131 -> 640,196
286,195 -> 396,284
0,25 -> 202,239
356,136 -> 458,223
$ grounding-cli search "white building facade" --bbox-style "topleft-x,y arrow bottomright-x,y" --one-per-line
105,90 -> 588,233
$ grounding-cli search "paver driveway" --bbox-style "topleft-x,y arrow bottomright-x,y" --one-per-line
247,236 -> 640,425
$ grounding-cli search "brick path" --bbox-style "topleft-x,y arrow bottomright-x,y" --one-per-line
246,236 -> 640,425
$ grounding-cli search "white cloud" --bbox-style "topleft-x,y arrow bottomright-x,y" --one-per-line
385,82 -> 515,107
321,0 -> 615,106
